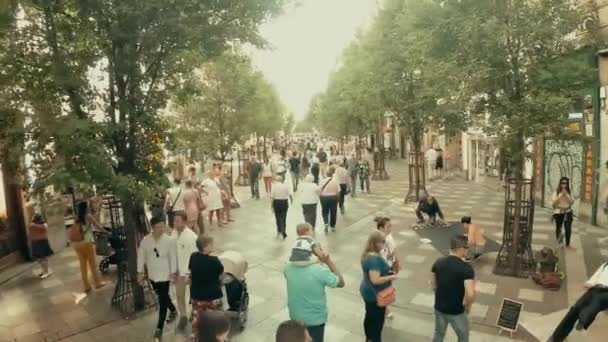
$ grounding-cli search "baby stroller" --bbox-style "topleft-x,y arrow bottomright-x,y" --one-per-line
94,228 -> 127,274
219,251 -> 250,331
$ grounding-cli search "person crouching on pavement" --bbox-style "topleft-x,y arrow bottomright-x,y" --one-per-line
415,195 -> 445,225
461,216 -> 486,262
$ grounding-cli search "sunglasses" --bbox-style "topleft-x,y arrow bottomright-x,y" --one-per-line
154,248 -> 160,258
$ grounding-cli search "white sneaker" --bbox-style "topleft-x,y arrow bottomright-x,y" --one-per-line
40,271 -> 52,279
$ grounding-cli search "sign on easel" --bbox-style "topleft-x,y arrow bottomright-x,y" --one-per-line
496,298 -> 524,338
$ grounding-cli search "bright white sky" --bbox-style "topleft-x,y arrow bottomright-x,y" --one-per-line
251,0 -> 378,120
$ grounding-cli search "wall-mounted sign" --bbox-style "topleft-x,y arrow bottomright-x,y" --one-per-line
583,143 -> 594,203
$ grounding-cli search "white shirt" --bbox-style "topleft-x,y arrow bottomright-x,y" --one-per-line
262,163 -> 273,177
381,233 -> 397,267
167,186 -> 186,211
425,149 -> 437,163
335,166 -> 349,185
271,182 -> 291,200
171,227 -> 198,275
299,182 -> 320,204
137,233 -> 177,282
586,263 -> 608,287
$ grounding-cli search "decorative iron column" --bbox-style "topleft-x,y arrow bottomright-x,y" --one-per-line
494,178 -> 536,278
405,151 -> 428,202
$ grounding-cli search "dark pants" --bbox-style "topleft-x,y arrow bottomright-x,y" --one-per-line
320,196 -> 338,228
554,211 -> 573,247
364,301 -> 386,342
339,184 -> 348,211
350,174 -> 358,196
250,177 -> 259,198
291,171 -> 300,191
312,168 -> 320,184
416,209 -> 443,223
307,324 -> 326,342
151,280 -> 176,331
302,203 -> 318,228
360,176 -> 370,192
273,199 -> 289,237
551,287 -> 608,341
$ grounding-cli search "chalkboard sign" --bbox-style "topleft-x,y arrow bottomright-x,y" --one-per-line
496,298 -> 524,332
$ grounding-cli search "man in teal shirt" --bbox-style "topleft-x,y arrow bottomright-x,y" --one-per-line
284,252 -> 345,342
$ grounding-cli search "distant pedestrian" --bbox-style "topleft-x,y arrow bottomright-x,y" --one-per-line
262,158 -> 274,196
319,167 -> 340,233
311,156 -> 320,185
425,147 -> 438,181
299,174 -> 320,229
335,161 -> 350,215
249,155 -> 262,199
358,157 -> 371,193
137,215 -> 178,341
431,235 -> 476,342
435,148 -> 444,179
201,167 -> 223,227
317,148 -> 329,178
289,151 -> 302,192
218,168 -> 233,224
196,311 -> 230,342
347,153 -> 359,197
271,175 -> 292,239
360,231 -> 397,342
461,216 -> 486,262
276,320 -> 312,342
183,179 -> 203,233
29,213 -> 53,279
552,176 -> 574,249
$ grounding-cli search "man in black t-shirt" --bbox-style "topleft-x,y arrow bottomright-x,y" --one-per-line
430,235 -> 476,342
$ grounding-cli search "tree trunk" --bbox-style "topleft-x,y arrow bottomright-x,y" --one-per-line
1,161 -> 29,261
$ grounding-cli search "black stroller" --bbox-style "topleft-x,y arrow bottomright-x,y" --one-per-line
219,251 -> 250,331
94,228 -> 127,274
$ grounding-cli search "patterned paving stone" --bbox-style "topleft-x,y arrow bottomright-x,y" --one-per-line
410,293 -> 434,309
518,288 -> 545,302
476,281 -> 498,295
404,254 -> 427,264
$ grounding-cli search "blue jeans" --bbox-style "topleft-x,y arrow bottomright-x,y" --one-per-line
433,310 -> 469,342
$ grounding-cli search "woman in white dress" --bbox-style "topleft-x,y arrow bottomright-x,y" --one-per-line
202,166 -> 224,227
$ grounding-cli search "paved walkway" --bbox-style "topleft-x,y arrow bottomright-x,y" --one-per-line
1,159 -> 607,341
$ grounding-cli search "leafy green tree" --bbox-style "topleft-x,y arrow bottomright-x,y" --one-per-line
432,0 -> 595,276
2,0 -> 283,310
171,52 -> 283,161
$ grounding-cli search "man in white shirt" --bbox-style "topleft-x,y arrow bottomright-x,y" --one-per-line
164,178 -> 185,228
271,175 -> 293,239
550,262 -> 608,341
299,174 -> 321,229
137,215 -> 178,340
170,211 -> 198,331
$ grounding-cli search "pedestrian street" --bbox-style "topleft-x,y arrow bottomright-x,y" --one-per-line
1,159 -> 606,342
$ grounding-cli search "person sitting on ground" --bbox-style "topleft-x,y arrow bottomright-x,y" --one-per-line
196,310 -> 231,342
549,261 -> 608,341
289,223 -> 327,266
461,216 -> 486,261
276,320 -> 312,342
415,195 -> 445,224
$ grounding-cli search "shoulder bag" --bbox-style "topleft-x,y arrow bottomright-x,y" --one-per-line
167,188 -> 182,227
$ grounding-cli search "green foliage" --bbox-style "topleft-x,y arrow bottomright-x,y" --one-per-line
432,0 -> 596,173
170,52 -> 286,161
0,0 -> 284,200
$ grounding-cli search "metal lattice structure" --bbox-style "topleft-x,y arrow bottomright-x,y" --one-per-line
405,152 -> 428,202
494,178 -> 536,278
102,196 -> 157,317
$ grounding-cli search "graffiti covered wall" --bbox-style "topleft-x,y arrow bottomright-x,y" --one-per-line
543,140 -> 584,213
